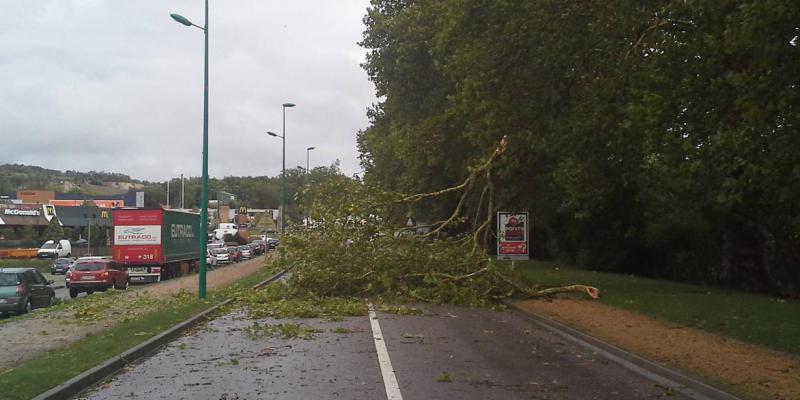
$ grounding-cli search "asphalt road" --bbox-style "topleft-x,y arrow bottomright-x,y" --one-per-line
78,304 -> 690,400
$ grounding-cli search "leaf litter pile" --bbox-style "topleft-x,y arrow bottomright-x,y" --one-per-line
233,137 -> 599,329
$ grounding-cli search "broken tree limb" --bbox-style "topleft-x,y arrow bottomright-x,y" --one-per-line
402,267 -> 489,282
494,271 -> 600,300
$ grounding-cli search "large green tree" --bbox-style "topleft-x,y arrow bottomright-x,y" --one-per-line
42,218 -> 65,241
358,0 -> 800,295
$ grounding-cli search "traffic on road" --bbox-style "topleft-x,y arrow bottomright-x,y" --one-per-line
0,235 -> 274,317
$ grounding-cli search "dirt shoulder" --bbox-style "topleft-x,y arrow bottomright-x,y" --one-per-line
513,298 -> 800,400
0,255 -> 271,372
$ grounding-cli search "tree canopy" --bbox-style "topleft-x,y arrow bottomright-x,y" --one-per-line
357,0 -> 800,295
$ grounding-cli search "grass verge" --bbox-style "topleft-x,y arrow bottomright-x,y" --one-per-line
0,266 -> 275,400
515,260 -> 800,355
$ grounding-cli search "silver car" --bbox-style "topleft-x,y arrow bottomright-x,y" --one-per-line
212,248 -> 230,264
237,245 -> 253,259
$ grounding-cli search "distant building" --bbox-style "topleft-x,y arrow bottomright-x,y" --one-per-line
53,206 -> 112,229
16,190 -> 55,204
50,199 -> 124,208
0,205 -> 52,236
54,191 -> 141,207
217,190 -> 236,205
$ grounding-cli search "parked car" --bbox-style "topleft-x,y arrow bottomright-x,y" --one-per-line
266,238 -> 279,250
0,268 -> 56,315
227,247 -> 242,263
68,259 -> 129,298
237,245 -> 253,259
51,257 -> 74,274
211,248 -> 230,264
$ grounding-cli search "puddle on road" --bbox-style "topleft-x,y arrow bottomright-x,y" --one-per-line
77,309 -> 384,400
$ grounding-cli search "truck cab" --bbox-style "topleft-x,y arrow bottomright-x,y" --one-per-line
213,223 -> 238,240
37,240 -> 72,259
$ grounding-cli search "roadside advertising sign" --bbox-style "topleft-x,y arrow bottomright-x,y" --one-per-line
497,212 -> 529,260
113,209 -> 163,263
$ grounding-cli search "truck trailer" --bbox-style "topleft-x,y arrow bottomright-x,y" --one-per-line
112,208 -> 200,283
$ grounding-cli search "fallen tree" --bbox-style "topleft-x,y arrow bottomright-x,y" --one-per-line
271,136 -> 599,306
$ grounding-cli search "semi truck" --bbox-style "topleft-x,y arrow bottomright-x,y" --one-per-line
111,208 -> 200,283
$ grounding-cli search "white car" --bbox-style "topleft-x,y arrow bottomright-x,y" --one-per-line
211,248 -> 230,264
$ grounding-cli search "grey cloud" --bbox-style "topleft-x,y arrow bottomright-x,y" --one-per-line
0,0 -> 375,181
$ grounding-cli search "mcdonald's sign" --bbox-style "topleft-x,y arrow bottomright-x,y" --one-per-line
239,207 -> 248,215
100,210 -> 110,219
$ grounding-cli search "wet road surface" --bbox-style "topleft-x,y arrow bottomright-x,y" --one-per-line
379,305 -> 682,399
78,305 -> 690,400
79,312 -> 385,400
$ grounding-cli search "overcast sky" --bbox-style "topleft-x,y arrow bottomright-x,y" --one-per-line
0,0 -> 376,182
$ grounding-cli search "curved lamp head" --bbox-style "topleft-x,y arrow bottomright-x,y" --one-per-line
306,146 -> 316,151
282,103 -> 296,108
267,131 -> 280,138
170,14 -> 193,26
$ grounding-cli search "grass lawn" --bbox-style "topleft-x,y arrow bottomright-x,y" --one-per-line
0,266 -> 275,400
0,258 -> 53,275
514,260 -> 800,355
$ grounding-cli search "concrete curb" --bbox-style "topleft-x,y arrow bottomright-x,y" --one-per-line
504,301 -> 742,400
34,268 -> 288,400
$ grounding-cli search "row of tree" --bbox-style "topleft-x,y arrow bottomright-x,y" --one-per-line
357,0 -> 800,296
139,162 -> 349,228
0,164 -> 140,194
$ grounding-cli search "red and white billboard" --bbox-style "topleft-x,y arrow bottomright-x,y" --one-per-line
497,212 -> 529,260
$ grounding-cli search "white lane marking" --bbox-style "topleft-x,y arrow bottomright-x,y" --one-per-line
368,304 -> 404,400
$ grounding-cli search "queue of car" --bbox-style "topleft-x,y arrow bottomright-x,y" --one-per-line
205,238 -> 270,265
0,238 -> 276,317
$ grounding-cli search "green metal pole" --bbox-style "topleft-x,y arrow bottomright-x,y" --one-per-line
281,106 -> 286,234
198,0 -> 209,299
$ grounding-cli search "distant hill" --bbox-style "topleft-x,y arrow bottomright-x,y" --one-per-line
0,164 -> 145,195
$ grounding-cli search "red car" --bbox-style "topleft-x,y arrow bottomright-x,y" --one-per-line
68,259 -> 129,298
227,247 -> 243,262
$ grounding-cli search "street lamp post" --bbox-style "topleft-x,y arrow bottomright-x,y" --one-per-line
280,103 -> 295,234
306,146 -> 316,173
170,1 -> 209,299
267,103 -> 295,234
267,130 -> 285,233
83,213 -> 97,256
305,146 -> 316,227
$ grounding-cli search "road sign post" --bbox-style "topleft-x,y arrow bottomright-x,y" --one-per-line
497,211 -> 529,261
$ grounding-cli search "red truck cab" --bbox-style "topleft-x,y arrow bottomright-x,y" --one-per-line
68,259 -> 129,298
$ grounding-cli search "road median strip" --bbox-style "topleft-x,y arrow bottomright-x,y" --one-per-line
33,268 -> 288,400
